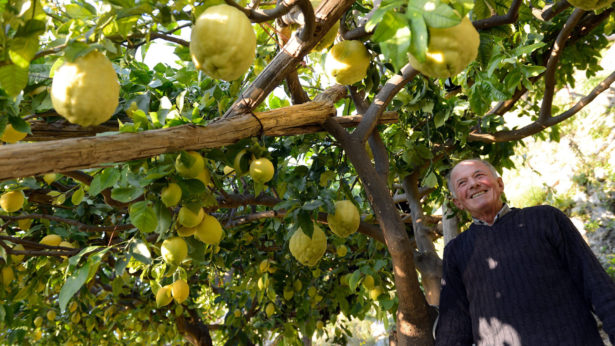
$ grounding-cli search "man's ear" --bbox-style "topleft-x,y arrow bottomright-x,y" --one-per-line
497,177 -> 504,192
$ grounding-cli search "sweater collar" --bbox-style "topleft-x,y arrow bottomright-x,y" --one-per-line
472,204 -> 511,226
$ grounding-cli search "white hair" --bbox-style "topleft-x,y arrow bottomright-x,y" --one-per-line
447,159 -> 500,198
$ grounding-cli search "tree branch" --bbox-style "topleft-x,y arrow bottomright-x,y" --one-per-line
472,0 -> 522,30
540,9 -> 585,121
533,0 -> 571,22
469,70 -> 615,142
0,214 -> 134,233
354,64 -> 419,143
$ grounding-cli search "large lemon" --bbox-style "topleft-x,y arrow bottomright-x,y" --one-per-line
567,0 -> 614,9
50,50 -> 120,127
17,218 -> 33,230
327,200 -> 360,238
178,206 -> 205,228
161,183 -> 182,208
289,224 -> 327,267
171,279 -> 189,304
408,17 -> 479,79
249,158 -> 275,184
190,4 -> 256,81
194,214 -> 224,245
161,237 -> 188,265
175,151 -> 205,179
40,234 -> 62,246
325,40 -> 370,85
156,285 -> 173,307
1,266 -> 14,287
11,244 -> 25,263
0,190 -> 25,212
1,124 -> 27,143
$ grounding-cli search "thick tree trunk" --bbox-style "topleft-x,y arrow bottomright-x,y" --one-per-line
325,125 -> 435,345
402,175 -> 443,306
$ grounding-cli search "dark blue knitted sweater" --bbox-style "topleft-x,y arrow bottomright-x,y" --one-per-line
435,205 -> 615,345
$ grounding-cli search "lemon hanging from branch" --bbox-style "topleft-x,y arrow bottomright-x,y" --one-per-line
408,16 -> 479,79
190,4 -> 256,81
50,50 -> 120,127
289,224 -> 327,267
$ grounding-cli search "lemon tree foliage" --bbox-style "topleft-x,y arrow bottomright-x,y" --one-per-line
0,0 -> 614,344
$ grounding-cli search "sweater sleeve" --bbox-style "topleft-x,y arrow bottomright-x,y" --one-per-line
435,242 -> 473,346
548,206 -> 615,344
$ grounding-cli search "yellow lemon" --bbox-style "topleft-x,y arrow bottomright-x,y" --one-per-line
408,17 -> 479,79
1,266 -> 14,287
171,279 -> 189,304
369,286 -> 383,300
194,214 -> 223,245
1,124 -> 27,143
265,302 -> 275,317
34,316 -> 43,328
336,244 -> 348,257
0,190 -> 25,212
178,206 -> 205,228
46,310 -> 56,321
175,151 -> 205,179
177,226 -> 196,237
161,237 -> 188,265
40,234 -> 62,247
362,274 -> 375,290
11,244 -> 25,263
17,218 -> 33,230
195,167 -> 211,187
289,224 -> 327,267
161,183 -> 182,208
50,50 -> 120,127
234,309 -> 241,317
156,285 -> 173,307
327,200 -> 360,238
249,158 -> 275,184
325,40 -> 370,85
190,4 -> 256,81
43,173 -> 58,185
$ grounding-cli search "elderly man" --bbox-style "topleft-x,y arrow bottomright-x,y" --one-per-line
435,159 -> 615,345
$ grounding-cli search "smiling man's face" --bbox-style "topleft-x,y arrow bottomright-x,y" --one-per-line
450,160 -> 504,223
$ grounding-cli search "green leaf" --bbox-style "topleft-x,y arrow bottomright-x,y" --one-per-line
302,199 -> 323,211
129,201 -> 158,234
421,3 -> 461,29
422,171 -> 438,188
297,210 -> 313,238
89,168 -> 121,196
434,109 -> 449,128
71,186 -> 85,205
8,37 -> 39,68
129,239 -> 152,265
0,64 -> 28,98
111,186 -> 143,202
408,11 -> 428,63
379,19 -> 412,72
153,201 -> 173,234
59,264 -> 90,313
349,270 -> 361,291
65,3 -> 94,18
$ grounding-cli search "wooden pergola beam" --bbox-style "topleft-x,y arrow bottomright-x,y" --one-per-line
0,101 -> 397,181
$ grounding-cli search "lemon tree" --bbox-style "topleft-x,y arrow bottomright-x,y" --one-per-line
0,0 -> 612,344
